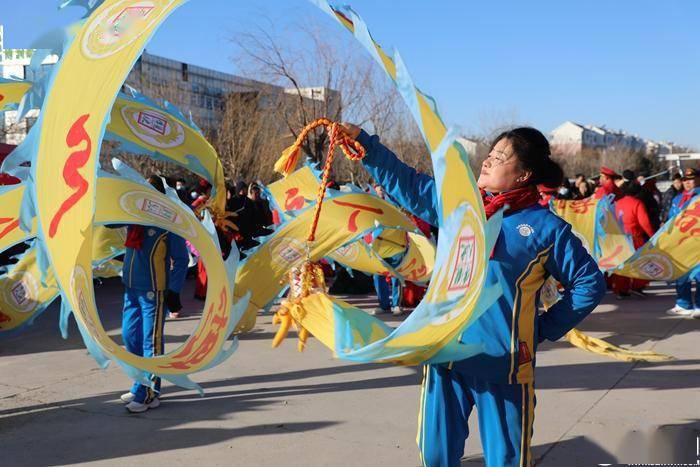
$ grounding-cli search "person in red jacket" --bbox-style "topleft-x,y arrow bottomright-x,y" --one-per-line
594,166 -> 623,200
611,181 -> 656,298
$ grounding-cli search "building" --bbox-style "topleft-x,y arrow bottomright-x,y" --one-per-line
125,51 -> 284,131
550,120 -> 677,157
1,25 -> 340,145
0,25 -> 59,145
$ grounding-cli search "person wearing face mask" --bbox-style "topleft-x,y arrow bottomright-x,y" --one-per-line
339,123 -> 605,467
666,168 -> 700,318
174,178 -> 189,205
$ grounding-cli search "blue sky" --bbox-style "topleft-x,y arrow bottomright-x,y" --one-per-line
3,0 -> 700,147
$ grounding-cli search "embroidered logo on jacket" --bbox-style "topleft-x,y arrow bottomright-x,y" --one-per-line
517,224 -> 534,237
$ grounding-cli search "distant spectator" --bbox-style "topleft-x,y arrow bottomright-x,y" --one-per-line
610,181 -> 656,299
557,179 -> 574,199
227,181 -> 256,250
640,178 -> 662,230
660,173 -> 683,222
575,179 -> 592,199
370,184 -> 403,316
247,183 -> 273,239
174,178 -> 189,205
594,166 -> 622,200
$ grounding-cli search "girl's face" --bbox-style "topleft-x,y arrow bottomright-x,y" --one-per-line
478,138 -> 530,193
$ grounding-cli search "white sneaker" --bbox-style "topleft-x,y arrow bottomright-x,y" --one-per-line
371,307 -> 389,316
692,308 -> 700,319
666,305 -> 693,317
126,397 -> 160,413
391,306 -> 404,316
120,392 -> 135,404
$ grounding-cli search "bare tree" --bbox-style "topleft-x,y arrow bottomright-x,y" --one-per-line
230,17 -> 405,174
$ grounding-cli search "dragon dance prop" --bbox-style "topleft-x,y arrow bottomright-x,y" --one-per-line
265,164 -> 435,282
552,194 -> 699,280
612,195 -> 700,281
1,0 -> 691,388
548,198 -> 675,362
0,82 -> 227,218
267,117 -> 502,364
551,196 -> 635,271
263,55 -> 504,364
308,0 -> 685,365
0,0 -> 248,393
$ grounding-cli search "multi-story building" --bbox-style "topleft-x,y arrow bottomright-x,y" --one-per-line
1,26 -> 340,145
550,120 -> 678,157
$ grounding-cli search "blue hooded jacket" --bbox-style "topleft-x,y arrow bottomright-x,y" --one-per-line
357,130 -> 606,384
122,225 -> 189,293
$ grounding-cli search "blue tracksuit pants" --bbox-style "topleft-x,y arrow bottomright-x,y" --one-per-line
373,274 -> 401,310
122,287 -> 165,404
675,278 -> 698,310
417,365 -> 536,467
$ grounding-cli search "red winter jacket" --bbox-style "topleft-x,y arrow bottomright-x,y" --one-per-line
614,196 -> 655,248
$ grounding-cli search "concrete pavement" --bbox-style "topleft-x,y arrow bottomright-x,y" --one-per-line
1,279 -> 699,466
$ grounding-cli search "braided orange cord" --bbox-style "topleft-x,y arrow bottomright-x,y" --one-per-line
271,119 -> 365,350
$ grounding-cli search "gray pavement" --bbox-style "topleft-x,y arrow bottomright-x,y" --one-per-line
1,279 -> 699,466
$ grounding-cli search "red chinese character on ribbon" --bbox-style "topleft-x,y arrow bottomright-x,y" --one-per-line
49,114 -> 91,238
158,286 -> 229,370
569,199 -> 596,215
332,199 -> 384,233
0,217 -> 19,240
284,187 -> 305,211
597,244 -> 623,269
675,202 -> 700,245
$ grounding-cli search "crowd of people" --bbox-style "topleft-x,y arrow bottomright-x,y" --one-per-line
537,165 -> 699,306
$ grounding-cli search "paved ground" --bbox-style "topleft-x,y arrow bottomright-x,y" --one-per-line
1,278 -> 699,466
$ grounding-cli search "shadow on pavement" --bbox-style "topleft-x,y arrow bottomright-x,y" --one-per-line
460,421 -> 700,467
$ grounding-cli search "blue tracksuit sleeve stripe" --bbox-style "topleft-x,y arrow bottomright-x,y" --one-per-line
538,223 -> 606,342
356,130 -> 439,226
167,234 -> 189,293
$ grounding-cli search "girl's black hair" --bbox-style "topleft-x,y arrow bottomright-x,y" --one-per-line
490,127 -> 564,188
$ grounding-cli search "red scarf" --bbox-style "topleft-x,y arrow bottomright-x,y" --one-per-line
481,185 -> 541,219
679,189 -> 695,208
595,180 -> 622,200
125,225 -> 145,250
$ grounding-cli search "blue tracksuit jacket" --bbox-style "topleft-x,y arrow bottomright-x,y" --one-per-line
122,226 -> 189,293
357,130 -> 606,384
668,188 -> 700,219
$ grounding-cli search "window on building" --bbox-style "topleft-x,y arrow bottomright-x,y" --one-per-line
182,63 -> 189,82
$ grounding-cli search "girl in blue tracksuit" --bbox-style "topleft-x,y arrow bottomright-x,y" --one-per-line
341,124 -> 606,467
119,176 -> 190,413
